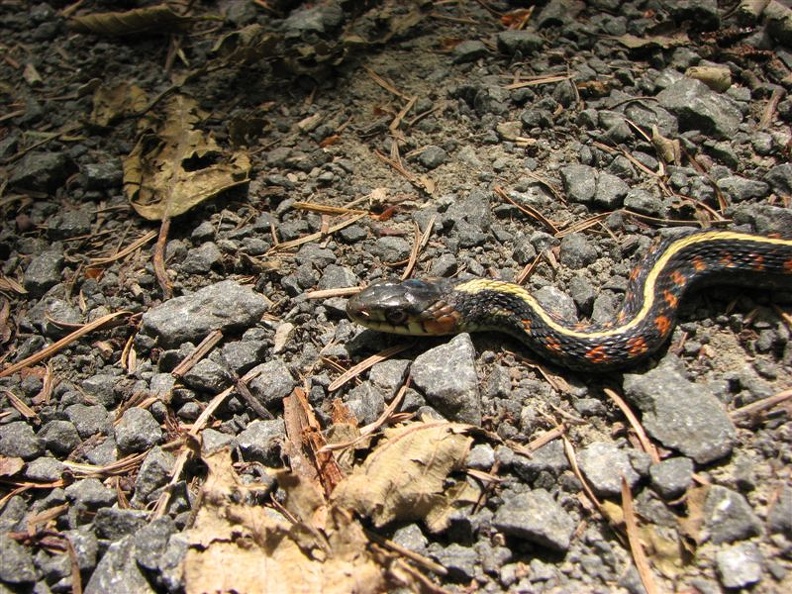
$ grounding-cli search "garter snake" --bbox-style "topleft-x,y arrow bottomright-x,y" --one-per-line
346,230 -> 792,371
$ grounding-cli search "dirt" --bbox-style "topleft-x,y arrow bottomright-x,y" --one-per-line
1,0 -> 792,593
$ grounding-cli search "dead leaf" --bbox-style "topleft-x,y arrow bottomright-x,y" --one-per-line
70,4 -> 194,37
0,298 -> 12,346
184,449 -> 388,594
331,420 -> 479,532
678,484 -> 710,552
90,82 -> 148,127
123,95 -> 251,221
211,24 -> 280,64
0,456 -> 24,477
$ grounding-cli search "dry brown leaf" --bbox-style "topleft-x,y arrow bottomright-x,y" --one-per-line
0,275 -> 26,294
0,456 -> 24,477
123,95 -> 251,221
184,449 -> 388,594
331,420 -> 478,532
211,24 -> 280,64
90,82 -> 148,127
70,4 -> 194,37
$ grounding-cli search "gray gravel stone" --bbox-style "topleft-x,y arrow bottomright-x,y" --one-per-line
65,527 -> 99,573
82,373 -> 122,408
716,176 -> 769,203
559,233 -> 597,269
453,39 -> 487,63
368,359 -> 410,394
182,358 -> 234,393
372,236 -> 411,263
594,172 -> 629,208
115,407 -> 163,454
496,29 -> 544,55
65,478 -> 116,509
82,161 -> 123,191
317,264 -> 357,290
344,383 -> 385,425
0,421 -> 44,460
38,420 -> 81,456
0,533 -> 37,584
48,207 -> 92,240
24,456 -> 65,482
656,77 -> 742,139
9,151 -> 73,192
220,340 -> 267,375
181,242 -> 223,274
493,488 -> 575,552
561,164 -> 597,204
763,162 -> 792,195
704,485 -> 762,544
94,508 -> 148,540
649,457 -> 694,499
411,334 -> 481,425
623,360 -> 737,464
716,542 -> 763,589
140,280 -> 269,348
132,447 -> 175,507
65,403 -> 112,438
431,542 -> 478,581
533,286 -> 577,322
577,441 -> 641,497
248,359 -> 296,408
234,419 -> 286,466
84,534 -> 156,594
23,248 -> 64,296
417,145 -> 448,169
623,188 -> 664,216
768,485 -> 792,538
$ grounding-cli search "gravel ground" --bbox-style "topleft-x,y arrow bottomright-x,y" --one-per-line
2,0 -> 792,592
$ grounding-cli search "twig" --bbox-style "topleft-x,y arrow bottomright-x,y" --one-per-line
153,216 -> 173,299
328,343 -> 415,392
621,478 -> 660,594
0,311 -> 131,378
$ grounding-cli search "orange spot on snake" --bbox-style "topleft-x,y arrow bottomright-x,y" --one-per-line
663,290 -> 678,308
785,258 -> 792,273
654,314 -> 671,336
522,318 -> 532,333
752,254 -> 765,271
627,336 -> 648,356
692,257 -> 707,272
670,270 -> 686,286
545,336 -> 562,353
585,345 -> 610,363
719,253 -> 734,268
424,313 -> 460,335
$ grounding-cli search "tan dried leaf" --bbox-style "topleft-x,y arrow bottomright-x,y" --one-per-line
331,420 -> 477,532
123,95 -> 251,221
90,82 -> 148,127
70,4 -> 193,37
184,449 -> 386,594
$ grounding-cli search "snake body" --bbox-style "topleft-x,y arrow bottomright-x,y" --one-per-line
346,230 -> 792,371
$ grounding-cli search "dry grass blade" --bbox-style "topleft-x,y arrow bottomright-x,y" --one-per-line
557,212 -> 612,237
730,388 -> 792,424
171,329 -> 224,378
328,343 -> 415,392
604,388 -> 660,463
364,528 -> 448,576
621,478 -> 660,594
495,185 -> 559,234
270,213 -> 366,252
1,388 -> 38,420
562,434 -> 603,514
304,286 -> 360,300
364,66 -> 412,101
62,450 -> 148,478
503,74 -> 571,90
401,217 -> 435,280
90,229 -> 157,265
0,311 -> 131,378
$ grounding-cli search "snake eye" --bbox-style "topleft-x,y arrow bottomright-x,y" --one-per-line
385,310 -> 408,326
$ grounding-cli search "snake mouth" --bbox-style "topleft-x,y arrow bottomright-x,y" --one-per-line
346,279 -> 461,336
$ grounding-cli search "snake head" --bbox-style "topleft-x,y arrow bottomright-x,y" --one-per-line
346,278 -> 462,336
